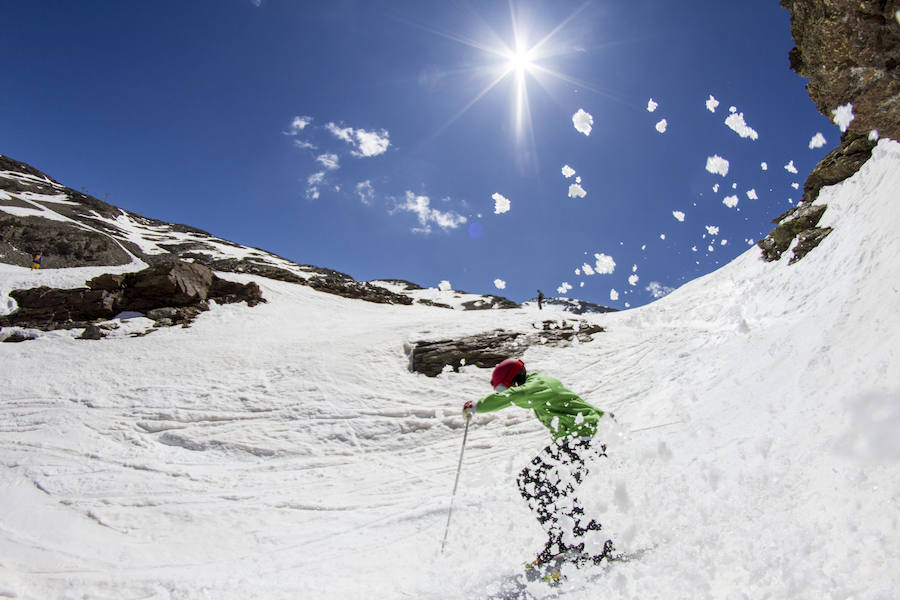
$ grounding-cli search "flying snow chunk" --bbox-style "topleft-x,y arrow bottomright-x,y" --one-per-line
557,282 -> 573,295
655,119 -> 668,133
792,183 -> 800,190
581,263 -> 594,276
831,103 -> 855,132
705,155 -> 729,177
705,95 -> 720,112
713,183 -> 720,193
568,183 -> 587,199
593,253 -> 616,275
809,132 -> 827,149
761,162 -> 768,171
706,225 -> 720,236
724,109 -> 759,140
438,280 -> 452,292
493,279 -> 506,290
747,189 -> 758,200
492,193 -> 511,214
673,211 -> 685,222
610,289 -> 619,301
628,274 -> 639,286
572,109 -> 593,136
561,165 -> 576,178
723,195 -> 739,208
646,282 -> 673,299
647,98 -> 658,112
784,160 -> 799,174
869,130 -> 880,141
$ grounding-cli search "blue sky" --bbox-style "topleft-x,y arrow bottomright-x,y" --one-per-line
2,1 -> 841,308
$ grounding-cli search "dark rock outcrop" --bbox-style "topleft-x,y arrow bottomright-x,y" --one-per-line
782,0 -> 900,141
758,131 -> 878,263
761,1 -> 897,264
408,320 -> 605,377
0,261 -> 264,333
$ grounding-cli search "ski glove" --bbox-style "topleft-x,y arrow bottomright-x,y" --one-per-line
462,400 -> 474,418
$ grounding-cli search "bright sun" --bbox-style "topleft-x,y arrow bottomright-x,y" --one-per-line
506,48 -> 533,75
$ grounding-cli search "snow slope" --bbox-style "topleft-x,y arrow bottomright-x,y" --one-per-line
1,141 -> 898,599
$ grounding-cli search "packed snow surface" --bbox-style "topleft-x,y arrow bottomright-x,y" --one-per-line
1,142 -> 899,599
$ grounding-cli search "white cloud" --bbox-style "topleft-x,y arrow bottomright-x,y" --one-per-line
438,280 -> 452,292
831,103 -> 855,132
646,281 -> 674,299
393,191 -> 467,234
705,155 -> 730,177
306,171 -> 325,200
809,132 -> 827,149
353,128 -> 391,157
325,122 -> 354,143
647,98 -> 658,112
761,162 -> 768,171
572,109 -> 593,136
610,289 -> 619,301
724,108 -> 759,140
723,195 -> 739,208
655,119 -> 668,133
706,225 -> 720,236
706,95 -> 720,112
784,160 -> 799,174
628,274 -> 639,286
293,139 -> 316,150
287,116 -> 312,135
325,122 -> 391,157
557,282 -> 573,294
492,193 -> 511,215
568,183 -> 587,199
355,180 -> 374,205
673,211 -> 685,222
747,189 -> 758,200
593,253 -> 616,275
561,165 -> 576,178
316,153 -> 340,170
493,279 -> 506,290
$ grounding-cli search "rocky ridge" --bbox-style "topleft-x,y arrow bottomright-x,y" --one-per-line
759,0 -> 898,263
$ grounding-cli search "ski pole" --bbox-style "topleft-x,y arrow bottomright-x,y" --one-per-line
440,411 -> 472,554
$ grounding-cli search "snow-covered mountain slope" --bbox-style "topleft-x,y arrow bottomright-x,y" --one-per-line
1,141 -> 898,599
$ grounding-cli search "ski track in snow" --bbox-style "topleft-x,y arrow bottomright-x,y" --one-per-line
1,141 -> 899,599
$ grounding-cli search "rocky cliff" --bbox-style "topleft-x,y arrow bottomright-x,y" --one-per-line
760,0 -> 899,263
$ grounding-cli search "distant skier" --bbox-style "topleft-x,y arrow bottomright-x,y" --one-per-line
31,252 -> 42,270
537,290 -> 544,310
463,358 -> 614,567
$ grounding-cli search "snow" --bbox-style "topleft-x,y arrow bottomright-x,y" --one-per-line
672,211 -> 685,222
784,160 -> 799,174
591,253 -> 615,275
654,119 -> 667,133
722,195 -> 739,208
609,289 -> 618,301
646,98 -> 658,112
705,95 -> 719,112
492,192 -> 511,214
705,155 -> 729,177
705,225 -> 719,235
809,132 -> 827,149
561,165 -> 576,178
627,274 -> 639,286
724,108 -> 759,140
761,162 -> 768,171
557,281 -> 573,294
493,278 -> 506,290
746,189 -> 758,200
572,109 -> 593,136
832,103 -> 855,132
1,141 -> 899,599
568,183 -> 587,199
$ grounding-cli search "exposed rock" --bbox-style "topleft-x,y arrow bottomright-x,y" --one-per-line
526,296 -> 619,315
408,320 -> 605,377
0,261 -> 265,333
460,295 -> 519,311
758,131 -> 877,263
79,324 -> 104,340
782,0 -> 900,141
0,214 -> 133,268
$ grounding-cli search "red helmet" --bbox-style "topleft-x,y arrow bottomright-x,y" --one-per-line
491,358 -> 526,390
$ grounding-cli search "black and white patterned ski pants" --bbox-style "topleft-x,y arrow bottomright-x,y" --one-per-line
516,438 -> 608,561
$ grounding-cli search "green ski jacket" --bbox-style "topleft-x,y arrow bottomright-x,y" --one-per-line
474,373 -> 610,441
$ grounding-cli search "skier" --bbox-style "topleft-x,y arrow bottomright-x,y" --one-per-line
536,289 -> 544,310
462,358 -> 614,569
31,251 -> 42,270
